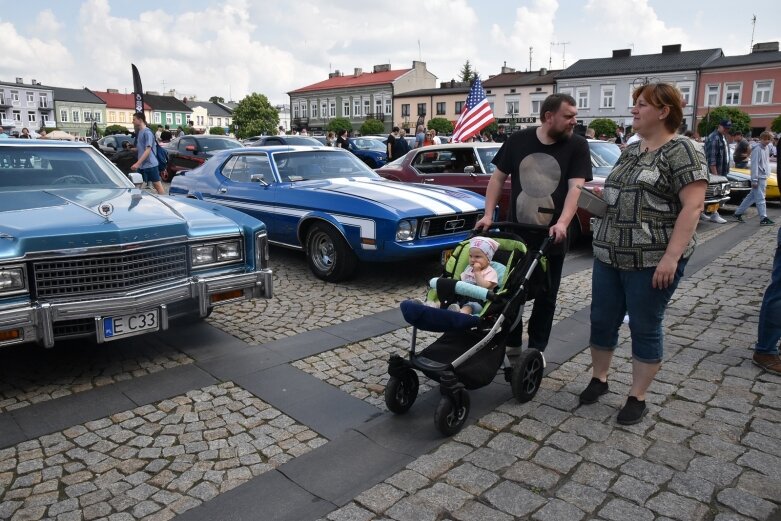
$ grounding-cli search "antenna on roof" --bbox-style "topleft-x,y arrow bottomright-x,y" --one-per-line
418,39 -> 421,61
529,47 -> 533,72
749,14 -> 757,52
552,41 -> 571,68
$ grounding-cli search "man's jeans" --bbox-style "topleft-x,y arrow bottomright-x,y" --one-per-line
757,228 -> 781,355
735,178 -> 768,218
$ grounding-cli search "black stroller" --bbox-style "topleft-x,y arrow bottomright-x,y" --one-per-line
384,223 -> 553,436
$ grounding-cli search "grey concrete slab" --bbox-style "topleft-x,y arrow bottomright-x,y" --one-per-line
197,345 -> 287,380
173,469 -> 334,521
319,315 -> 403,343
0,414 -> 26,449
371,307 -> 407,327
115,363 -> 217,406
235,364 -> 383,440
263,329 -> 351,363
279,429 -> 413,506
10,385 -> 136,442
154,320 -> 249,361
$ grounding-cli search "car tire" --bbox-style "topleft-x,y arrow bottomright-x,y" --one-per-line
305,223 -> 358,282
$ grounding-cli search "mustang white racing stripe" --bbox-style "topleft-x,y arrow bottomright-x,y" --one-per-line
326,178 -> 461,215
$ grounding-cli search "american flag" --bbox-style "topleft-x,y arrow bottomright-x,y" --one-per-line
451,77 -> 495,143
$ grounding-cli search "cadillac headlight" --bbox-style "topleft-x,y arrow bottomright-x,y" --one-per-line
0,267 -> 26,293
190,240 -> 243,267
396,220 -> 417,241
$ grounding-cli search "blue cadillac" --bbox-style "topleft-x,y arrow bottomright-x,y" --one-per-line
0,141 -> 272,348
169,146 -> 486,282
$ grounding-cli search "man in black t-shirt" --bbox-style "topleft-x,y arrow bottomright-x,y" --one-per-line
387,126 -> 399,161
732,130 -> 750,168
475,93 -> 591,352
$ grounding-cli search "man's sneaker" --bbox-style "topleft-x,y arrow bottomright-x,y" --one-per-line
578,377 -> 608,405
733,214 -> 745,223
752,352 -> 781,375
617,396 -> 647,425
710,212 -> 727,224
760,217 -> 775,226
700,212 -> 710,222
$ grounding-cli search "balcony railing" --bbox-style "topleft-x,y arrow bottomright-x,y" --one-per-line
1,118 -> 16,127
363,112 -> 386,122
42,120 -> 56,127
38,102 -> 52,111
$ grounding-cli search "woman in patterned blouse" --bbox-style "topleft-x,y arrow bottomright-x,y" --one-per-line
578,83 -> 708,425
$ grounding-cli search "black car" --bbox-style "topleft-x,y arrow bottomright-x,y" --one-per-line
97,134 -> 134,157
162,135 -> 243,181
249,135 -> 322,147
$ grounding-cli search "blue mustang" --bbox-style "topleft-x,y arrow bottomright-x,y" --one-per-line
169,146 -> 486,281
0,141 -> 272,348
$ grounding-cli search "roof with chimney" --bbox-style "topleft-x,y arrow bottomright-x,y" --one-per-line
483,69 -> 561,88
556,45 -> 723,79
289,65 -> 411,94
0,79 -> 52,90
143,93 -> 192,112
91,90 -> 151,110
185,100 -> 232,117
703,42 -> 781,69
394,81 -> 471,98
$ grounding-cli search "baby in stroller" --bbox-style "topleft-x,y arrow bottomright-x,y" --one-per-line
451,237 -> 501,315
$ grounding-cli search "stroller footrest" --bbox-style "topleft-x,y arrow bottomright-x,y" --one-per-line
411,356 -> 450,373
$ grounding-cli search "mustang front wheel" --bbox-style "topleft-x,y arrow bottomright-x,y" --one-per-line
305,223 -> 358,282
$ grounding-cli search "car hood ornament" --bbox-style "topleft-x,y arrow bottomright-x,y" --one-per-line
98,202 -> 114,217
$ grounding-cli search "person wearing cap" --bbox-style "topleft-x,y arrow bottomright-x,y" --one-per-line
452,237 -> 501,315
702,119 -> 732,223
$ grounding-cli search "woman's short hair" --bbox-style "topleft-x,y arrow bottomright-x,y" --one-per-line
632,83 -> 684,133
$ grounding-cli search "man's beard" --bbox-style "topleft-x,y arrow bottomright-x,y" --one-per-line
547,126 -> 573,141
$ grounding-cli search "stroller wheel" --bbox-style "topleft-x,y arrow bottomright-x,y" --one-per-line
511,348 -> 544,403
385,370 -> 419,414
434,391 -> 471,436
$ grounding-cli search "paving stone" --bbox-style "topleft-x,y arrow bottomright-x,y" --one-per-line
645,440 -> 696,471
502,460 -> 561,491
558,416 -> 613,442
486,433 -> 538,459
604,430 -> 651,457
688,434 -> 746,461
354,483 -> 406,514
414,482 -> 472,513
741,432 -> 777,456
532,446 -> 582,474
546,431 -> 587,453
452,426 -> 492,448
646,491 -> 709,521
131,500 -> 162,518
531,498 -> 585,521
83,501 -> 112,520
483,481 -> 546,518
620,458 -> 674,486
580,444 -> 631,469
598,498 -> 654,521
717,487 -> 778,520
443,463 -> 499,495
736,471 -> 781,502
385,470 -> 430,494
477,412 -> 514,432
668,471 -> 716,502
571,463 -> 616,492
385,496 -> 439,521
510,419 -> 552,441
529,405 -> 570,427
689,456 -> 743,486
326,503 -> 374,521
555,481 -> 606,513
609,475 -> 658,505
463,447 -> 516,472
452,500 -> 513,521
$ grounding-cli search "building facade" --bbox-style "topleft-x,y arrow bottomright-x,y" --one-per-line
144,93 -> 192,130
555,45 -> 722,132
46,86 -> 106,138
276,104 -> 290,133
0,78 -> 55,133
92,90 -> 151,132
288,61 -> 437,134
697,42 -> 781,136
483,67 -> 560,130
185,100 -> 233,133
393,81 -> 471,132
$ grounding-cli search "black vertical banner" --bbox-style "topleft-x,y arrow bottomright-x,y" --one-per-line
131,64 -> 144,113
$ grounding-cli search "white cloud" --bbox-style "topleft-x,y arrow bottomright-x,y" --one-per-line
489,0 -> 559,72
0,19 -> 73,82
33,9 -> 62,35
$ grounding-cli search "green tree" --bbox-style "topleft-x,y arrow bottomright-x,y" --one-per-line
459,60 -> 478,82
360,118 -> 385,135
104,124 -> 129,135
484,121 -> 499,135
327,117 -> 353,133
588,118 -> 618,140
209,126 -> 226,135
697,106 -> 751,137
209,96 -> 225,104
232,93 -> 279,139
427,117 -> 454,135
771,114 -> 781,133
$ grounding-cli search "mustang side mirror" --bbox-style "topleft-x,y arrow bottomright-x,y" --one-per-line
464,165 -> 476,175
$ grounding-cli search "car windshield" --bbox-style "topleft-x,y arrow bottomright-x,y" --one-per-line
198,137 -> 243,152
273,150 -> 379,181
589,141 -> 621,167
351,138 -> 385,151
0,146 -> 133,191
477,147 -> 499,174
283,136 -> 322,146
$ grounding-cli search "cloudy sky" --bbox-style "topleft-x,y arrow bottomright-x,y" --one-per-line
1,0 -> 778,105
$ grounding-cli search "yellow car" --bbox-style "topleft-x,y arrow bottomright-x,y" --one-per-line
730,167 -> 779,201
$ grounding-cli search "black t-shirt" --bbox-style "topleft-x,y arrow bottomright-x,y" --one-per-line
336,136 -> 348,148
492,128 -> 591,250
386,134 -> 396,158
734,139 -> 750,162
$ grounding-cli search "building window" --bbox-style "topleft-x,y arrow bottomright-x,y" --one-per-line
310,102 -> 317,118
27,92 -> 34,104
209,117 -> 214,126
72,110 -> 80,123
175,113 -> 182,125
166,113 -> 173,125
506,100 -> 519,115
374,98 -> 382,116
384,98 -> 392,115
724,83 -> 741,105
488,101 -> 495,113
416,103 -> 426,117
676,82 -> 693,106
531,99 -> 542,114
329,101 -> 336,118
436,102 -> 446,115
154,112 -> 161,124
753,80 -> 773,104
0,93 -> 5,105
705,84 -> 720,107
401,104 -> 410,117
108,111 -> 115,121
353,99 -> 361,117
342,101 -> 349,117
293,105 -> 299,118
600,85 -> 614,109
363,99 -> 371,116
60,109 -> 68,122
84,110 -> 92,122
321,102 -> 328,119
301,103 -> 308,118
39,94 -> 48,108
455,101 -> 464,113
576,87 -> 589,109
13,110 -> 21,122
119,112 -> 126,123
216,118 -> 222,126
11,91 -> 19,104
558,87 -> 573,97
94,112 -> 102,123
27,111 -> 36,123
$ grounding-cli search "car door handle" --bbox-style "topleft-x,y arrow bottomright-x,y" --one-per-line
218,188 -> 227,193
423,178 -> 434,183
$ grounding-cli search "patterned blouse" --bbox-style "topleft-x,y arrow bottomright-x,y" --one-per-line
592,136 -> 708,270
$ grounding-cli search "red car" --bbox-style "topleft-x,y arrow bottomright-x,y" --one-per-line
376,140 -> 620,242
161,135 -> 243,182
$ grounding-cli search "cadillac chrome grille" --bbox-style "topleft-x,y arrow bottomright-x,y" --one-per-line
33,244 -> 188,298
424,213 -> 481,237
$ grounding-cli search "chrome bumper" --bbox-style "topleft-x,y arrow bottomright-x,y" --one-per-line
0,269 -> 272,348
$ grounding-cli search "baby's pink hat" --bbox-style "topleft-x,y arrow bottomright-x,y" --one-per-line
469,237 -> 499,261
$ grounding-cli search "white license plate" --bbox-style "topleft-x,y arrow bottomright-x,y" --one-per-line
102,310 -> 159,341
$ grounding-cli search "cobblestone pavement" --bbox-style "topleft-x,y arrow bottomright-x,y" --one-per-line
322,224 -> 781,521
0,382 -> 326,521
